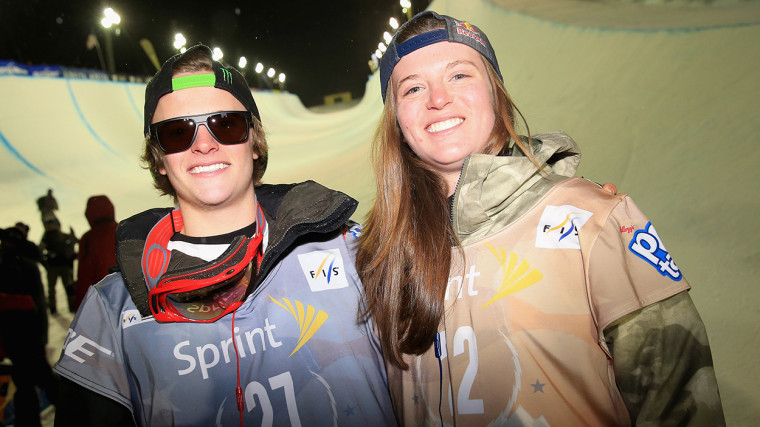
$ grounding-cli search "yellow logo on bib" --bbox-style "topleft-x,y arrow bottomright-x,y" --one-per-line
480,244 -> 543,309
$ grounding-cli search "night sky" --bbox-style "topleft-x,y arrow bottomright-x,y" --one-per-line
0,0 -> 430,106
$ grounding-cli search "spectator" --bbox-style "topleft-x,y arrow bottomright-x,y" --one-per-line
36,189 -> 59,225
72,195 -> 117,311
0,227 -> 58,427
39,218 -> 77,314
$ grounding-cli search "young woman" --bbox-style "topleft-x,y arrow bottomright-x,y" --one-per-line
357,11 -> 724,426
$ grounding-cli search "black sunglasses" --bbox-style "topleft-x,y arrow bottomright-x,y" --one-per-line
149,110 -> 253,154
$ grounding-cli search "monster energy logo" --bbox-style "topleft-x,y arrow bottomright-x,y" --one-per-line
221,68 -> 232,84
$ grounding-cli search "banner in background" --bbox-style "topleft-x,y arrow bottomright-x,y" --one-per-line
0,60 -> 113,80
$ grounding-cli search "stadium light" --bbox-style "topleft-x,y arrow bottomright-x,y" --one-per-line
173,33 -> 186,50
400,0 -> 412,19
255,63 -> 264,73
100,8 -> 121,75
238,56 -> 247,69
212,47 -> 223,61
101,8 -> 120,28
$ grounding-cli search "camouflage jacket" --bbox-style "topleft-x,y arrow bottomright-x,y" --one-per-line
451,131 -> 725,425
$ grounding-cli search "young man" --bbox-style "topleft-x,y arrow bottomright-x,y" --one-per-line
54,45 -> 395,426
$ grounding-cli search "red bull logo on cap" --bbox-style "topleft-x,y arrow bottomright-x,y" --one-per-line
454,20 -> 486,48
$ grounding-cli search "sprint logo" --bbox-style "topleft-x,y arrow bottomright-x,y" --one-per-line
535,205 -> 593,249
297,248 -> 349,292
270,296 -> 328,356
480,244 -> 543,309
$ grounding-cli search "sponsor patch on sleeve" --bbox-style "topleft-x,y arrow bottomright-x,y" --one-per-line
297,248 -> 350,292
344,221 -> 362,240
122,309 -> 150,328
536,205 -> 593,249
628,222 -> 682,281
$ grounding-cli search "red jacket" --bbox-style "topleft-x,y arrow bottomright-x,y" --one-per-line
73,195 -> 117,311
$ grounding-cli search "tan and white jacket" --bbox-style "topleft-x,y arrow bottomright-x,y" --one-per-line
387,132 -> 723,426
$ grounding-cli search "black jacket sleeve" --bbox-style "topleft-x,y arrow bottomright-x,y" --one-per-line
55,377 -> 136,427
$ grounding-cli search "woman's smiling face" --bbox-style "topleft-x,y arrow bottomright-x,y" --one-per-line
392,41 -> 495,190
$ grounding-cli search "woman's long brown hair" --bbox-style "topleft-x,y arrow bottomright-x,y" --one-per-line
357,14 -> 532,369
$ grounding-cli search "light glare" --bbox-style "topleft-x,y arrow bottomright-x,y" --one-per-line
104,8 -> 120,24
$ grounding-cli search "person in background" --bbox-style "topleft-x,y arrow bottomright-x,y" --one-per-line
13,222 -> 43,265
54,45 -> 395,426
36,188 -> 59,225
0,226 -> 58,427
39,218 -> 77,314
72,195 -> 118,311
357,11 -> 724,426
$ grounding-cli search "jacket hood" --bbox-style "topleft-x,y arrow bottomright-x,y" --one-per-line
85,195 -> 115,227
453,131 -> 581,244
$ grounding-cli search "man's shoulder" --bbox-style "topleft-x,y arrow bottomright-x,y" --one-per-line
256,181 -> 357,232
116,207 -> 174,237
256,181 -> 352,215
90,272 -> 135,310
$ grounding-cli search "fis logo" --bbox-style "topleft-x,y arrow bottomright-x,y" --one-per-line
121,309 -> 146,329
629,222 -> 682,281
297,248 -> 349,292
220,67 -> 232,84
270,296 -> 328,356
535,205 -> 593,249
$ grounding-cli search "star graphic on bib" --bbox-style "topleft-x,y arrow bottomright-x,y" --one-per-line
531,379 -> 546,393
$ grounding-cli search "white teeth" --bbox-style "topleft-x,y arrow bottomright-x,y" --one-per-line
426,118 -> 463,133
190,163 -> 229,174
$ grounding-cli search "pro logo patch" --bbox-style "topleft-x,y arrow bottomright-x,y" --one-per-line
628,222 -> 682,281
